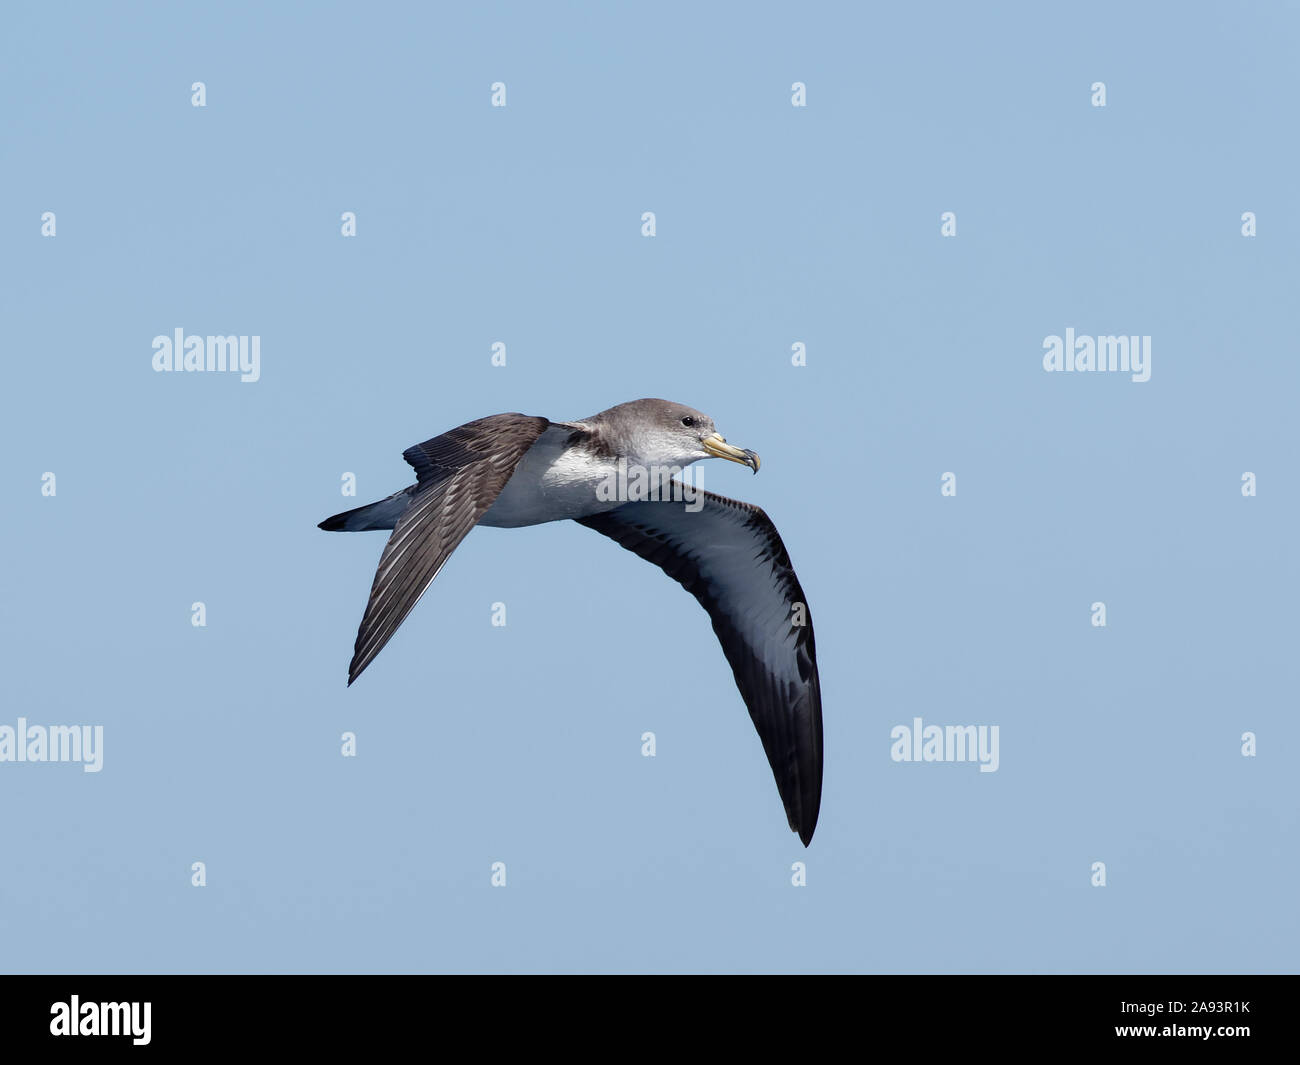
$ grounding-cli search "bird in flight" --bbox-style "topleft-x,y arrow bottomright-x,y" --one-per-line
319,399 -> 824,844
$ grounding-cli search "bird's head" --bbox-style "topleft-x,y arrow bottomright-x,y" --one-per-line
610,399 -> 761,473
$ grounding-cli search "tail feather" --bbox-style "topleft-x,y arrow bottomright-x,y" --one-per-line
318,487 -> 415,532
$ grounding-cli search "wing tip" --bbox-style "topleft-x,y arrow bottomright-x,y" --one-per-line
346,653 -> 366,687
794,809 -> 819,847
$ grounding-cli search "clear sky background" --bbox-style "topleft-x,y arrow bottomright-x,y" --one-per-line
1,2 -> 1295,973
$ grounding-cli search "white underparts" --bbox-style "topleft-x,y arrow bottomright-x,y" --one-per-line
479,426 -> 624,527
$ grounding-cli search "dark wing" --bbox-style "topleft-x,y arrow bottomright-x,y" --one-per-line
346,413 -> 550,685
578,489 -> 823,845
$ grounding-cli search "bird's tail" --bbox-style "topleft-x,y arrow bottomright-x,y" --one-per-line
318,487 -> 414,532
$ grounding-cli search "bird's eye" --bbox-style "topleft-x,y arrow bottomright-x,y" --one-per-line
681,416 -> 695,427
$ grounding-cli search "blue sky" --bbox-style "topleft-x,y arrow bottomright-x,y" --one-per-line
1,1 -> 1296,972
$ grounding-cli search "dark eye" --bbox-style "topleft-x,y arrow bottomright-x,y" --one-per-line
681,416 -> 695,427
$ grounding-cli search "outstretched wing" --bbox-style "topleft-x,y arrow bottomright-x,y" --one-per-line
577,489 -> 823,845
346,413 -> 550,685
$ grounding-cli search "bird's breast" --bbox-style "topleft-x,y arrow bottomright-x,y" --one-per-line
479,427 -> 622,528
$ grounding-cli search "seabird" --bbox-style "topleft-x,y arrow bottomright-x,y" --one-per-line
319,399 -> 824,845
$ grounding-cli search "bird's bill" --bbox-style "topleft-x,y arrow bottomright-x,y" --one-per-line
703,433 -> 761,473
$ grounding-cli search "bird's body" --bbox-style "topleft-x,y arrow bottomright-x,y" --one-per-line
319,399 -> 825,844
478,424 -> 620,527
